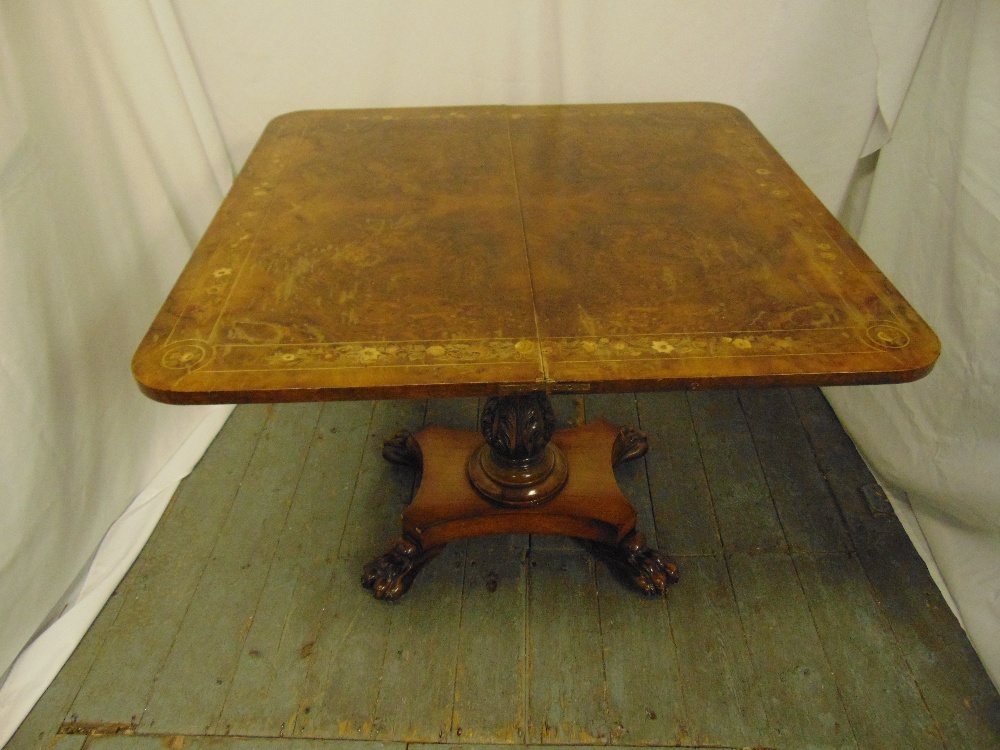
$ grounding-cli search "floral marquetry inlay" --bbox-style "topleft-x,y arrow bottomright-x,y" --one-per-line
245,339 -> 539,371
133,103 -> 938,404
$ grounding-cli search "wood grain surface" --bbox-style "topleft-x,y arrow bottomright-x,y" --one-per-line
133,104 -> 939,404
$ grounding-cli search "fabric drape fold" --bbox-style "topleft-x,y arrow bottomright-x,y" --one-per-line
0,1 -> 231,743
825,0 -> 1000,688
860,0 -> 941,154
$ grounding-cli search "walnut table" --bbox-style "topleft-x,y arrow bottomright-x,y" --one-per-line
133,104 -> 939,600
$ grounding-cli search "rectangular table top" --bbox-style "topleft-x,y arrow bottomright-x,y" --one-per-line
133,103 -> 938,404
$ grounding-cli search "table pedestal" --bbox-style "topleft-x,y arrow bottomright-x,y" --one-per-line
362,394 -> 678,600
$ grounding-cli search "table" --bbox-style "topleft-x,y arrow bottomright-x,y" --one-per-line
133,103 -> 939,600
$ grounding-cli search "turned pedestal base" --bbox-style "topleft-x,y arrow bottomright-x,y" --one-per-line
362,407 -> 678,600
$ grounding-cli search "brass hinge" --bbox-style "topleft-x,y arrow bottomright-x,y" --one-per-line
536,376 -> 591,393
496,379 -> 592,395
552,381 -> 592,393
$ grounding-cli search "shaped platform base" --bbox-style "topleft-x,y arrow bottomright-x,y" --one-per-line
362,421 -> 678,600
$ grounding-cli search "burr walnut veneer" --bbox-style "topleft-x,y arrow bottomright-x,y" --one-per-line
133,104 -> 939,599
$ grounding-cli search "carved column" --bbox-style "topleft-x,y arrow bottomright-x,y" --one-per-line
466,392 -> 569,506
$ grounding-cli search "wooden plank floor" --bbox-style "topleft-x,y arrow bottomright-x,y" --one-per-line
8,389 -> 1000,750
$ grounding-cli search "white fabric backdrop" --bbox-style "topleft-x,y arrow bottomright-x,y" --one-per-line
173,0 -> 903,210
824,0 -> 1000,688
0,0 -> 233,740
7,0 -> 1000,743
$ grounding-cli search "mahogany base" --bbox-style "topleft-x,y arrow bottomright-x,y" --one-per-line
361,420 -> 678,600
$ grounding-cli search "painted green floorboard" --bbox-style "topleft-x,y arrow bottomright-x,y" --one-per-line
727,552 -> 857,749
410,745 -> 751,750
212,401 -> 374,737
294,398 -> 451,741
450,535 -> 528,745
859,539 -> 1000,748
48,736 -> 85,750
67,405 -> 270,727
67,741 -> 763,750
739,389 -> 851,553
790,387 -> 908,550
665,555 -> 770,748
12,388 -> 1000,750
141,404 -> 323,735
688,391 -> 787,553
794,552 -> 942,750
290,561 -> 393,739
636,392 -> 720,556
594,564 -> 685,746
361,398 -> 475,743
371,396 -> 480,744
424,397 -> 480,431
372,545 -> 465,742
526,550 -> 609,744
83,737 -> 402,750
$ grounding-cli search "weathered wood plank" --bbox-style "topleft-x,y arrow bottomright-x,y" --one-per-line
441,397 -> 529,744
372,544 -> 465,742
859,539 -> 1000,748
5,585 -> 127,750
373,395 -> 480,742
666,555 -> 770,748
336,399 -> 426,561
67,405 -> 269,727
290,560 -> 394,739
688,391 -> 786,553
595,564 -> 685,746
739,389 -> 850,553
636,391 -> 720,557
795,552 -> 943,750
49,736 -> 86,750
294,398 -> 436,740
526,549 -> 611,744
424,397 -> 479,431
449,535 -> 528,744
790,387 -> 908,549
212,400 -> 375,736
410,745 -> 748,750
19,384 -> 998,750
140,403 -> 323,735
727,552 -> 857,749
410,745 -> 747,750
80,735 -> 404,750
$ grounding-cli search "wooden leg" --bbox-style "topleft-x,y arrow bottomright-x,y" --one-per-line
361,393 -> 678,599
382,429 -> 422,471
612,425 -> 650,466
361,535 -> 443,601
591,530 -> 680,595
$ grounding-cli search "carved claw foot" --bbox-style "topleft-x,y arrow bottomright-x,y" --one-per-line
611,426 -> 649,467
382,430 -> 423,470
361,536 -> 441,600
594,530 -> 679,595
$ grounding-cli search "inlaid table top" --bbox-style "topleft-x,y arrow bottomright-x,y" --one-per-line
133,103 -> 939,405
